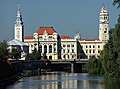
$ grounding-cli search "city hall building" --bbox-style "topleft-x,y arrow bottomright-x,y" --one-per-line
14,5 -> 109,60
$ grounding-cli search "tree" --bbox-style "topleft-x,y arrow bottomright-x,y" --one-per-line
0,40 -> 9,59
26,51 -> 41,60
86,56 -> 101,74
0,41 -> 14,79
113,0 -> 120,8
100,15 -> 120,78
77,41 -> 87,59
10,47 -> 21,60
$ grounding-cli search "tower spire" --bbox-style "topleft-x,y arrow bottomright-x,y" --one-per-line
14,5 -> 24,42
15,4 -> 23,25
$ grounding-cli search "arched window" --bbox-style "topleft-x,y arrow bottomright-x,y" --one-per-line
49,56 -> 52,59
49,45 -> 52,53
63,55 -> 65,59
44,45 -> 47,53
39,45 -> 42,53
68,55 -> 69,59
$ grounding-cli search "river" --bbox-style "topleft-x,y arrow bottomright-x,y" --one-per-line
6,72 -> 120,89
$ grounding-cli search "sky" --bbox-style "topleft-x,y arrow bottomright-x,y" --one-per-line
0,0 -> 119,41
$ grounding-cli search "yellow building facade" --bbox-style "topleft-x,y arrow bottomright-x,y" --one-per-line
24,5 -> 109,60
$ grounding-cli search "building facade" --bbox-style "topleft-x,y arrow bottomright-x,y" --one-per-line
23,5 -> 109,60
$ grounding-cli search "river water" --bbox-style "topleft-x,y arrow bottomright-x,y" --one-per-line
6,72 -> 120,89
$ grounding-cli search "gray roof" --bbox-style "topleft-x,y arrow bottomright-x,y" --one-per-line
8,39 -> 28,46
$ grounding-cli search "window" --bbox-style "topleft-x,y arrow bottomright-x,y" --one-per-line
44,45 -> 47,53
31,45 -> 33,48
104,31 -> 107,33
98,50 -> 100,53
54,48 -> 56,52
63,55 -> 65,58
72,49 -> 74,53
89,45 -> 91,48
72,55 -> 74,59
86,45 -> 88,48
39,45 -> 42,53
49,36 -> 52,38
63,50 -> 65,53
89,50 -> 91,53
63,45 -> 66,47
67,45 -> 70,47
72,44 -> 74,47
68,49 -> 70,53
34,43 -> 37,46
93,50 -> 95,53
98,45 -> 100,48
68,55 -> 69,59
93,45 -> 95,48
39,36 -> 42,38
49,45 -> 52,53
86,50 -> 88,53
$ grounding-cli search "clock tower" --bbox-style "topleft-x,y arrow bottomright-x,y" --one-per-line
14,5 -> 24,42
99,4 -> 109,41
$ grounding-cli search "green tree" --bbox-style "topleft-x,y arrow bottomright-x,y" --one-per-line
113,0 -> 120,8
26,51 -> 41,60
10,47 -> 21,60
77,41 -> 87,59
0,41 -> 14,79
0,40 -> 9,58
86,56 -> 101,74
100,15 -> 120,78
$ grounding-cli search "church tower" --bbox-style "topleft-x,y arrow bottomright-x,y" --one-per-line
99,4 -> 109,41
14,5 -> 24,42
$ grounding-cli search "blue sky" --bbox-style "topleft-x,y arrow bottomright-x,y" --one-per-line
0,0 -> 119,41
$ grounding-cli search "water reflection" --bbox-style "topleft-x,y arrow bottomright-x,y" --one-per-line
104,79 -> 120,89
6,72 -> 120,89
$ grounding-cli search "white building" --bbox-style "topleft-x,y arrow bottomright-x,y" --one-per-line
15,5 -> 109,60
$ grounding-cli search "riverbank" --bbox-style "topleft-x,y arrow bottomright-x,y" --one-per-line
0,73 -> 21,87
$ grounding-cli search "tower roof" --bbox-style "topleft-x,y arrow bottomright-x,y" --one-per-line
24,36 -> 35,39
100,4 -> 108,13
36,27 -> 56,35
60,36 -> 72,39
15,5 -> 23,24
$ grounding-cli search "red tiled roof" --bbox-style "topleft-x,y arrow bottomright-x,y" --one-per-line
60,36 -> 72,39
36,27 -> 56,35
80,38 -> 99,41
24,36 -> 34,39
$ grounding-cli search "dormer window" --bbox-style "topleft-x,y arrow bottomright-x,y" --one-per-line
39,36 -> 42,38
49,36 -> 52,38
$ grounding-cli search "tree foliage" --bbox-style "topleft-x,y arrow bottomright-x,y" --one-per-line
86,56 -> 101,74
113,0 -> 120,8
86,15 -> 120,78
100,15 -> 120,78
10,48 -> 21,60
0,40 -> 9,58
26,51 -> 41,60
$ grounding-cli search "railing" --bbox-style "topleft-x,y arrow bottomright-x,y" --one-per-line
50,59 -> 88,62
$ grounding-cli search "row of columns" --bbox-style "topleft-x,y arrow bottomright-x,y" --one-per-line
38,44 -> 57,53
